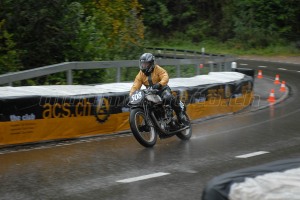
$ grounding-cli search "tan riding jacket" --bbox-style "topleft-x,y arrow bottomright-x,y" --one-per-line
129,65 -> 169,95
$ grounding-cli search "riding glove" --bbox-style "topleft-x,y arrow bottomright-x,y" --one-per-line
152,83 -> 161,89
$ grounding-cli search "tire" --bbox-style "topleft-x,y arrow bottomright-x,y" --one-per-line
129,108 -> 157,148
176,113 -> 192,140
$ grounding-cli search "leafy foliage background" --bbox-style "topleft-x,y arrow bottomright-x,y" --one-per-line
0,0 -> 299,85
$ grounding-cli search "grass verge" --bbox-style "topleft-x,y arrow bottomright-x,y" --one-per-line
146,39 -> 300,57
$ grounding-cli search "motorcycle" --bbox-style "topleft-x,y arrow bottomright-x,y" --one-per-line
128,88 -> 192,147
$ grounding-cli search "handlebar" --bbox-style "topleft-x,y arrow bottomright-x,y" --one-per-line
145,87 -> 159,94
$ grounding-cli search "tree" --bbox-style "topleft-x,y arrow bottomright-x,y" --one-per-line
0,19 -> 22,74
140,0 -> 300,48
0,0 -> 144,84
91,0 -> 144,60
221,0 -> 300,48
1,0 -> 82,70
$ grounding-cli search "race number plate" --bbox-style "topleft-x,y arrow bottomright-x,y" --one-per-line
130,90 -> 144,104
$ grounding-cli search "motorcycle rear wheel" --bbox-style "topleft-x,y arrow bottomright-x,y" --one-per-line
176,113 -> 192,140
129,108 -> 157,147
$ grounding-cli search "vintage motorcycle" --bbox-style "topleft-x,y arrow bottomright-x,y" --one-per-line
128,88 -> 192,147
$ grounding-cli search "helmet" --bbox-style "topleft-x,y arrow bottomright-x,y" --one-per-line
139,53 -> 155,75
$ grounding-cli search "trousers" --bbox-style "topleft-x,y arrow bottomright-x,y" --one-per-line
158,86 -> 183,114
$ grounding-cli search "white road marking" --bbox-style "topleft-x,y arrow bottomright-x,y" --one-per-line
240,63 -> 248,66
116,172 -> 170,183
258,66 -> 267,68
278,68 -> 287,70
297,71 -> 300,73
235,151 -> 269,158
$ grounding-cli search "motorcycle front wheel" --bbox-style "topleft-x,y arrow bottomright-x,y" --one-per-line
129,108 -> 157,148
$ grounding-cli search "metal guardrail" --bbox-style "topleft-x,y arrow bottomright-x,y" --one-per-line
144,47 -> 221,59
0,48 -> 236,86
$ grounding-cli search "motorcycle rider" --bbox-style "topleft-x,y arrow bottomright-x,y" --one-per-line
129,52 -> 188,125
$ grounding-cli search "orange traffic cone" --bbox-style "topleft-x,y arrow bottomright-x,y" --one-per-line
257,70 -> 263,79
280,81 -> 286,92
274,74 -> 280,84
268,89 -> 276,103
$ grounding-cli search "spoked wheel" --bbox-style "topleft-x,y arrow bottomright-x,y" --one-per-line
176,113 -> 192,140
129,108 -> 157,147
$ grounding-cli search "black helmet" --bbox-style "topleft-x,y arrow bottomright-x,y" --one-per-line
139,53 -> 155,75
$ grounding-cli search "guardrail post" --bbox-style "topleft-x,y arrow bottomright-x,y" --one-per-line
230,61 -> 236,71
201,47 -> 205,57
176,64 -> 180,77
209,62 -> 214,72
67,69 -> 73,85
116,67 -> 121,82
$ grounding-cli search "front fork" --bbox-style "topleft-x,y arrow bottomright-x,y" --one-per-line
179,100 -> 186,112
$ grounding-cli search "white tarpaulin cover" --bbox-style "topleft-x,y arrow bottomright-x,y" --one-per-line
0,72 -> 244,98
229,167 -> 300,200
202,157 -> 300,200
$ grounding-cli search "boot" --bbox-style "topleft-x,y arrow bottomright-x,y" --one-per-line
172,102 -> 189,126
176,110 -> 189,126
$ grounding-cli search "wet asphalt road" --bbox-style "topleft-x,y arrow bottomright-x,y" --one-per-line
0,60 -> 300,200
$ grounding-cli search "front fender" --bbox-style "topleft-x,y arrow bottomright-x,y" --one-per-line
129,105 -> 143,111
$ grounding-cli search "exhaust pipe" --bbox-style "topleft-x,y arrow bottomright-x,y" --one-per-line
150,112 -> 189,135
